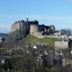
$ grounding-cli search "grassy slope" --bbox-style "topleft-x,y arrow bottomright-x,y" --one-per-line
25,35 -> 58,46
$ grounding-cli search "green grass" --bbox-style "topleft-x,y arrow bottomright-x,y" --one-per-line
25,35 -> 58,46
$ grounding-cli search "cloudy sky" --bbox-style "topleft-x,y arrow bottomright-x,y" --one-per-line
0,0 -> 72,33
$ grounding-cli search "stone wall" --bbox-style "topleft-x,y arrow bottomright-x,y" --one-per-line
55,41 -> 68,50
30,24 -> 38,35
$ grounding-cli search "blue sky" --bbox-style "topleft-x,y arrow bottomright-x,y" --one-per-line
0,0 -> 72,33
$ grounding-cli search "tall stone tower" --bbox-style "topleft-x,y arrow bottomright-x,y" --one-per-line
29,20 -> 39,35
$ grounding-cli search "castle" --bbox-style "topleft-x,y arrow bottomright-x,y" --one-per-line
11,19 -> 55,37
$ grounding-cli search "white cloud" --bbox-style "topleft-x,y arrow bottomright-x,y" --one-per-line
0,24 -> 11,28
0,24 -> 11,32
21,15 -> 72,20
0,15 -> 72,19
0,15 -> 72,20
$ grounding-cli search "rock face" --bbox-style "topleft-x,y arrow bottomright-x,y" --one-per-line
30,23 -> 38,35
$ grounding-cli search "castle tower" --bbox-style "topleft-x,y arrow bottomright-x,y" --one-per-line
30,20 -> 39,35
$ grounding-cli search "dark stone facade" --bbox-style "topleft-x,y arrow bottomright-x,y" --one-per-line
39,24 -> 55,35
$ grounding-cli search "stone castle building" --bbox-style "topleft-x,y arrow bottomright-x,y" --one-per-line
28,20 -> 39,35
11,20 -> 30,34
11,19 -> 55,37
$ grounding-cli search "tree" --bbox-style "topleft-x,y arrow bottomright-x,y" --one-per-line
60,28 -> 72,36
